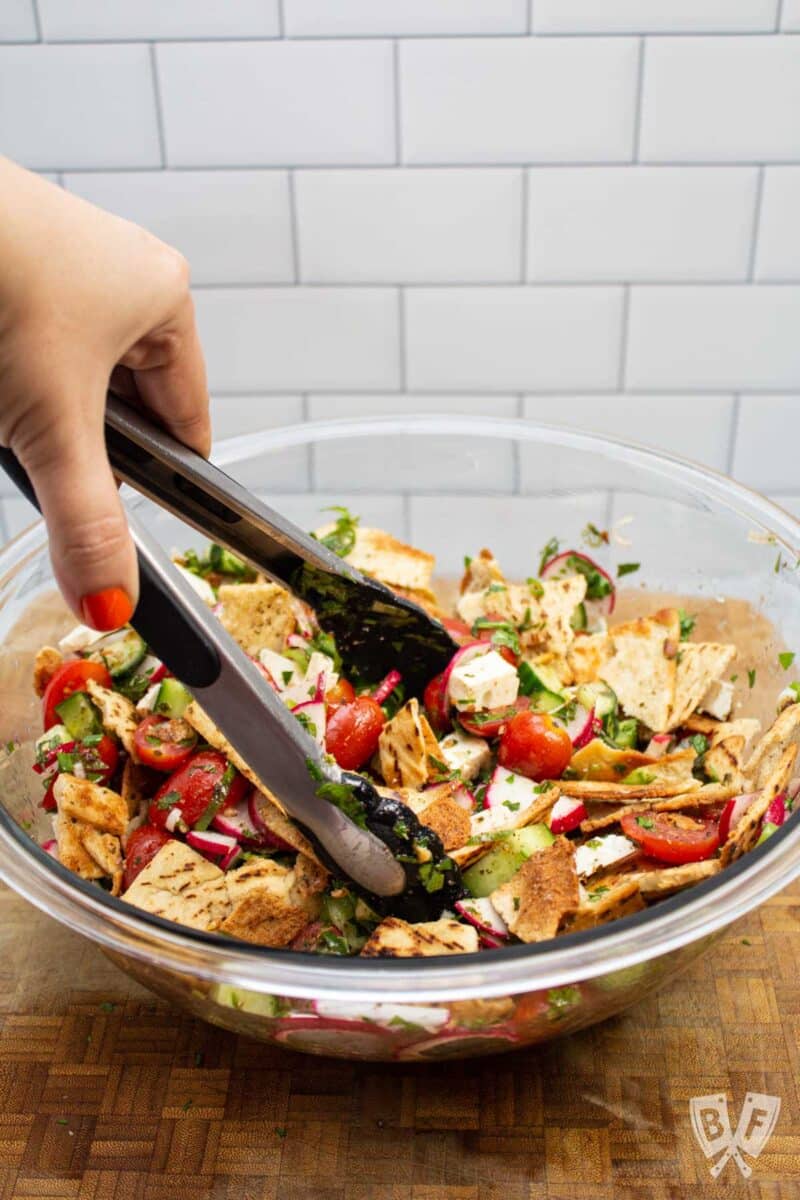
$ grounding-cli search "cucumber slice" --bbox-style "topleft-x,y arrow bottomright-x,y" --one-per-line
153,678 -> 192,718
55,691 -> 102,740
35,724 -> 70,761
88,627 -> 147,678
208,543 -> 249,576
570,602 -> 587,632
284,647 -> 311,673
577,681 -> 617,719
608,717 -> 639,750
462,824 -> 555,898
529,688 -> 567,714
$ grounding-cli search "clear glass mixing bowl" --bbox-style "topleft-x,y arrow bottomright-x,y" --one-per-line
1,415 -> 799,1062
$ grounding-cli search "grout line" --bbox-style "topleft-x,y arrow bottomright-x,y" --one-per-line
148,44 -> 168,168
747,166 -> 766,280
276,0 -> 286,37
512,396 -> 523,493
30,0 -> 42,40
519,170 -> 529,282
287,170 -> 301,282
397,289 -> 408,391
16,31 -> 799,44
527,0 -> 534,34
617,286 -> 632,389
392,40 -> 403,164
189,279 -> 800,291
401,492 -> 412,542
55,159 -> 800,173
726,395 -> 742,475
632,37 -> 646,161
0,503 -> 8,546
776,0 -> 786,30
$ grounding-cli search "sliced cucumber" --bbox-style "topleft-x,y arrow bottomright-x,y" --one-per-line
87,627 -> 147,678
608,716 -> 639,750
210,983 -> 284,1016
525,662 -> 564,694
154,678 -> 192,718
529,688 -> 567,714
576,681 -> 617,719
35,724 -> 70,761
570,602 -> 587,632
208,543 -> 249,577
55,691 -> 102,740
284,647 -> 311,674
463,824 -> 555,898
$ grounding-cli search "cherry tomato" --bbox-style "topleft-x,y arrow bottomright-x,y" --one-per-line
473,611 -> 519,666
423,671 -> 451,734
134,715 -> 198,772
497,710 -> 572,781
325,678 -> 356,712
148,749 -> 248,829
442,617 -> 473,646
41,777 -> 58,812
621,810 -> 720,864
458,697 -> 530,739
325,696 -> 385,771
38,733 -> 119,810
123,825 -> 174,889
42,660 -> 112,729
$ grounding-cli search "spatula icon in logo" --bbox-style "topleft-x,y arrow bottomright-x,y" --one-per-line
690,1092 -> 781,1178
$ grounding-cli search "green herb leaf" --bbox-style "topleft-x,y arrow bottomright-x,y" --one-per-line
315,505 -> 360,558
689,734 -> 709,757
582,523 -> 609,548
748,668 -> 757,689
678,609 -> 696,641
779,651 -> 795,671
538,537 -> 560,575
617,562 -> 640,578
636,815 -> 655,829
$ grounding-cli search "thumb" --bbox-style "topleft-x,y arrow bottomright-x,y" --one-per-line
19,412 -> 138,630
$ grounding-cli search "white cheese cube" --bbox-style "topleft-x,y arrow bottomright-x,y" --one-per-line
58,623 -> 114,654
449,649 -> 519,712
175,563 -> 217,606
574,834 -> 637,878
135,683 -> 161,716
699,679 -> 734,721
438,729 -> 492,781
259,648 -> 302,692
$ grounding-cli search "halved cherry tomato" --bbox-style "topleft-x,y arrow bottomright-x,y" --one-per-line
42,660 -> 112,730
325,696 -> 385,771
39,733 -> 119,810
148,749 -> 248,829
423,671 -> 451,734
123,825 -> 174,889
134,715 -> 198,772
458,697 -> 531,739
474,611 -> 519,666
497,709 -> 572,781
325,677 -> 356,712
621,810 -> 720,864
442,617 -> 473,646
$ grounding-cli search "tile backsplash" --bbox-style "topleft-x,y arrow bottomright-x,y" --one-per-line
1,2 -> 799,544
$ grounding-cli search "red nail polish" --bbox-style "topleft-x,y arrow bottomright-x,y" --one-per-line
80,587 -> 134,631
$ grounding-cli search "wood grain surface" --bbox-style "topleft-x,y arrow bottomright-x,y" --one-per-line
0,882 -> 799,1199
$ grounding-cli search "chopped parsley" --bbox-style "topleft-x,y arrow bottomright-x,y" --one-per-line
295,711 -> 317,739
181,1099 -> 193,1113
526,577 -> 544,599
779,651 -> 795,671
471,616 -> 520,657
316,780 -> 368,830
275,1127 -> 287,1139
560,553 -> 612,602
678,610 -> 696,641
463,555 -> 473,569
316,505 -> 359,558
418,858 -> 452,894
787,682 -> 800,703
748,668 -> 757,689
689,734 -> 709,757
617,562 -> 640,578
582,523 -> 609,548
636,816 -> 655,830
538,537 -> 559,575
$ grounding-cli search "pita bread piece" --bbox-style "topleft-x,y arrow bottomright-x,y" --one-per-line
670,642 -> 736,729
378,697 -> 442,790
721,742 -> 798,867
120,759 -> 160,820
568,633 -> 613,685
633,858 -> 721,897
579,782 -> 738,833
361,916 -> 478,958
601,608 -> 680,733
33,646 -> 62,697
122,840 -> 231,932
563,876 -> 644,931
85,679 -> 138,756
330,526 -> 435,593
54,813 -> 118,889
417,793 -> 472,852
490,837 -> 579,943
53,773 -> 128,837
742,703 -> 800,790
218,581 -> 294,656
220,891 -> 309,948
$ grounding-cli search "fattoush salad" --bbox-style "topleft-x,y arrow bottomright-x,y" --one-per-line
25,510 -> 800,958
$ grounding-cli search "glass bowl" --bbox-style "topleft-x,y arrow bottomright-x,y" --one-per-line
1,414 -> 799,1062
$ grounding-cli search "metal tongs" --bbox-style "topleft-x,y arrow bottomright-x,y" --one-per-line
0,393 -> 463,920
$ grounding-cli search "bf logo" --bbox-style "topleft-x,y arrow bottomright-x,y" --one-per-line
690,1092 -> 781,1178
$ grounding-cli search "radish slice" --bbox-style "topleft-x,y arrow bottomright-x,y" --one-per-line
719,793 -> 758,843
479,933 -> 505,950
549,796 -> 587,835
248,789 -> 295,852
219,841 -> 242,871
373,669 -> 403,705
471,767 -> 548,836
313,1000 -> 449,1032
561,704 -> 599,750
186,830 -> 237,858
451,784 -> 477,812
645,733 -> 672,759
764,792 -> 787,828
541,549 -> 615,617
287,632 -> 311,651
443,641 -> 491,705
293,700 -> 326,747
455,897 -> 509,938
41,838 -> 58,858
291,597 -> 318,638
212,796 -> 264,844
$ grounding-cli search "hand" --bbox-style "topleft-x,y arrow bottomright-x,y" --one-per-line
0,157 -> 210,629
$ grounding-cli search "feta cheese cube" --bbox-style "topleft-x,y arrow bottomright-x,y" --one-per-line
699,679 -> 734,721
439,728 -> 492,781
574,834 -> 637,878
448,649 -> 519,712
58,623 -> 113,654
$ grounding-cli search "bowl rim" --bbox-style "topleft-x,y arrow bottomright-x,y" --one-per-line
1,412 -> 799,1004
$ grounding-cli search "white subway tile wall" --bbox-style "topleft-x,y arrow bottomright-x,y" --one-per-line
1,12 -> 799,540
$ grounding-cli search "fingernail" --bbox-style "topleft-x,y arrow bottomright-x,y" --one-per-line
80,586 -> 134,631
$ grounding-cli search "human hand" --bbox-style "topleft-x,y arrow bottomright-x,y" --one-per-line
0,157 -> 210,629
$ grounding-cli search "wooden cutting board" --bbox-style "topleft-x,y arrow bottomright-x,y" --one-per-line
0,881 -> 799,1199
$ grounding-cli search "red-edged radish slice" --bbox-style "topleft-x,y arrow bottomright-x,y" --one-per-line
452,784 -> 477,812
561,704 -> 600,750
219,841 -> 242,871
479,933 -> 505,950
291,596 -> 318,638
373,669 -> 403,705
293,699 -> 326,746
212,796 -> 264,844
471,767 -> 548,836
313,1000 -> 449,1032
186,829 -> 237,858
764,792 -> 787,827
548,796 -> 587,835
455,897 -> 509,939
645,733 -> 672,759
718,793 -> 758,842
540,549 -> 615,617
398,1030 -> 519,1059
248,789 -> 295,852
41,838 -> 58,858
443,641 -> 491,705
274,1018 -> 396,1057
287,632 -> 311,651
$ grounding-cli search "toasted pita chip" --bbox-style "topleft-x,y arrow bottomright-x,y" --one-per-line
120,759 -> 160,820
670,642 -> 737,729
633,858 -> 721,897
327,526 -> 435,593
390,584 -> 443,619
560,776 -> 701,801
33,646 -> 62,697
490,837 -> 579,943
448,997 -> 515,1027
361,916 -> 478,958
417,794 -> 471,852
378,698 -> 441,789
601,608 -> 680,733
579,782 -> 738,833
722,742 -> 798,866
250,792 -> 322,864
742,703 -> 800,790
288,854 -> 329,911
469,783 -> 559,841
78,826 -> 123,895
225,857 -> 294,905
538,576 -> 588,666
220,891 -> 308,947
85,679 -> 138,756
459,548 -> 505,595
708,718 -> 760,748
449,843 -> 492,870
704,735 -> 746,789
568,633 -> 613,685
563,876 -> 644,931
218,581 -> 294,656
54,813 -> 106,883
53,774 -> 128,837
122,840 -> 231,931
568,739 -> 656,783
